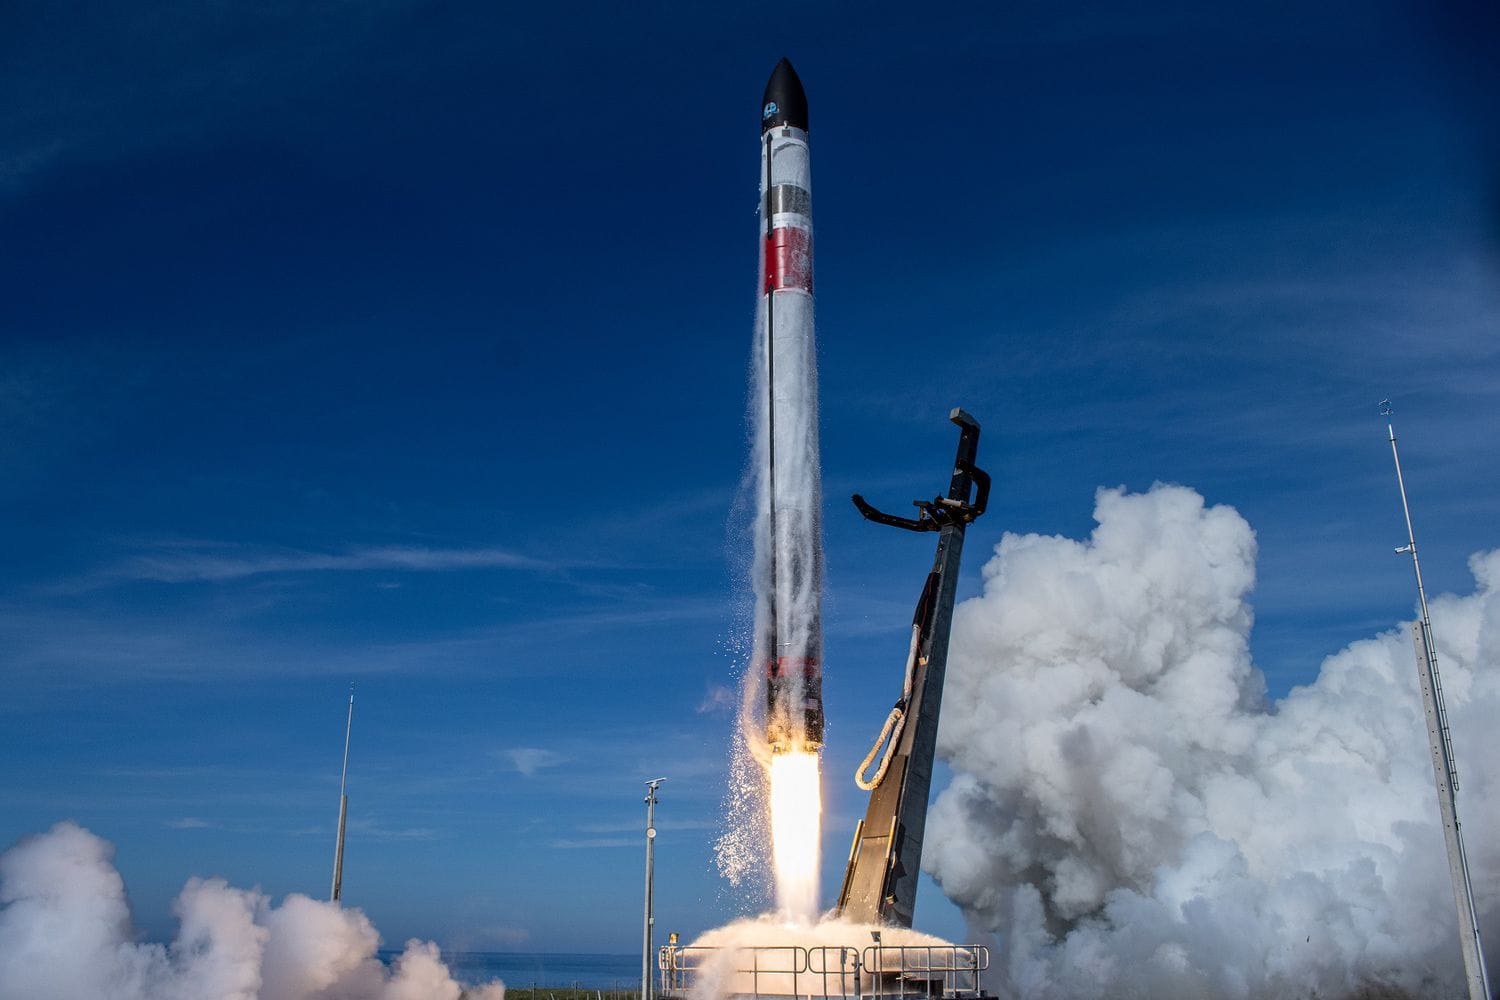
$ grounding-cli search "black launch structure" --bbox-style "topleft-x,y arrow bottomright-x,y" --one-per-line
836,408 -> 989,928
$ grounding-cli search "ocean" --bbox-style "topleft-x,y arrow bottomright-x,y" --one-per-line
383,951 -> 641,991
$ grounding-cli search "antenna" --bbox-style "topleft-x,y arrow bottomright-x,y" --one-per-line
330,685 -> 354,903
1383,402 -> 1490,1000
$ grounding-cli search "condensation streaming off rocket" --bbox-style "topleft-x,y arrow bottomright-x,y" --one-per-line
755,58 -> 824,760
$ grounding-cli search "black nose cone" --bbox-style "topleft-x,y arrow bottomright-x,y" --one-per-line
761,58 -> 808,134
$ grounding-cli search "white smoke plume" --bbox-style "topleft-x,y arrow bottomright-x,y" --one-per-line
925,484 -> 1497,998
0,821 -> 504,1000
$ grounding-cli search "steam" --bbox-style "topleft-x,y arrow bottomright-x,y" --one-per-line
926,484 -> 1498,998
0,821 -> 503,1000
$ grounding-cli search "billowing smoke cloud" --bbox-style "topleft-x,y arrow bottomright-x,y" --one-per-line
0,821 -> 503,1000
926,484 -> 1497,999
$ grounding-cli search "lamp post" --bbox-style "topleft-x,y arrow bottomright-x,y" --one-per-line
642,778 -> 665,1000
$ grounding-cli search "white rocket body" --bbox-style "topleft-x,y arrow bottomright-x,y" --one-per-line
754,62 -> 823,757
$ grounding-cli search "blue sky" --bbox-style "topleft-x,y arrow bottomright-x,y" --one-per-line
2,0 -> 1497,954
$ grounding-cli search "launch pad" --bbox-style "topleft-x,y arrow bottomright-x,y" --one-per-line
658,942 -> 991,1000
658,924 -> 994,1000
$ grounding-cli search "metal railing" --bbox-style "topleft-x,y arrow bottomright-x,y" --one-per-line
658,942 -> 989,999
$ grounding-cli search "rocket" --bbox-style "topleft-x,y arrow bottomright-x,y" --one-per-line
757,58 -> 824,756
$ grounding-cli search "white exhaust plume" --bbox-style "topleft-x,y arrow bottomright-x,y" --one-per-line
0,821 -> 504,1000
925,484 -> 1497,998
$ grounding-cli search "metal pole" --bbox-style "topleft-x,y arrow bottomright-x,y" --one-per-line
330,685 -> 355,903
1383,401 -> 1491,1000
642,778 -> 665,1000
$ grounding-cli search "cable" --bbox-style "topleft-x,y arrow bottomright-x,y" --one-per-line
854,623 -> 921,790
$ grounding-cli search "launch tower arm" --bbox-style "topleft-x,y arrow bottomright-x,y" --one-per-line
835,408 -> 988,928
852,459 -> 989,533
850,493 -> 934,532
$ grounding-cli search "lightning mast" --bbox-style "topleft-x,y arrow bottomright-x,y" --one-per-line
1382,400 -> 1491,1000
330,685 -> 354,903
642,778 -> 665,1000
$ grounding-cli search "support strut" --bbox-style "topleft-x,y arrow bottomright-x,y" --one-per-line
835,408 -> 987,927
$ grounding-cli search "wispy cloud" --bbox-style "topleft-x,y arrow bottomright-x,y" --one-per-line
163,816 -> 212,829
101,765 -> 225,780
0,587 -> 731,690
91,542 -> 546,585
344,818 -> 438,842
697,683 -> 736,714
547,837 -> 639,850
546,816 -> 718,849
499,747 -> 568,778
574,818 -> 715,835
